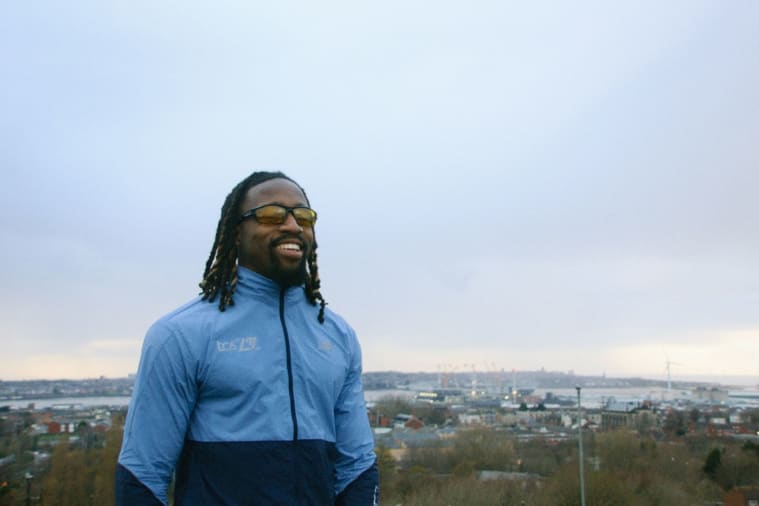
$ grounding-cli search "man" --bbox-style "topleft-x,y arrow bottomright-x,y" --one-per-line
116,171 -> 378,505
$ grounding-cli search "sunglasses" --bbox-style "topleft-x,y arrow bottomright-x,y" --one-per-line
239,204 -> 318,227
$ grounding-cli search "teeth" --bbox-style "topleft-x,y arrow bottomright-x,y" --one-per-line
278,243 -> 301,252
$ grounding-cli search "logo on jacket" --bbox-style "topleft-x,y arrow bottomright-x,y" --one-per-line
216,337 -> 257,352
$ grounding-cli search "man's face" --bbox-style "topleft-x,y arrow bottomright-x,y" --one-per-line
237,178 -> 315,286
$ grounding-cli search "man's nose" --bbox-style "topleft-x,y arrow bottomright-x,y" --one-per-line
280,211 -> 302,232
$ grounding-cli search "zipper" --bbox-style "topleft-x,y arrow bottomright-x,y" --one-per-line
279,288 -> 298,440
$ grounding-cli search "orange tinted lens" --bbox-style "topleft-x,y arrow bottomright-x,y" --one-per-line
292,208 -> 317,226
254,205 -> 287,224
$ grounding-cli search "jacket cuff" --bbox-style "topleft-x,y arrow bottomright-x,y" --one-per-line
336,461 -> 379,506
115,463 -> 163,506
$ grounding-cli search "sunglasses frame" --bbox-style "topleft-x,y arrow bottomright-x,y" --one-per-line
238,204 -> 318,226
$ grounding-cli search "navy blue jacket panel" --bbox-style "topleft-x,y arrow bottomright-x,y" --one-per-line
174,439 -> 336,505
115,463 -> 161,505
117,267 -> 377,505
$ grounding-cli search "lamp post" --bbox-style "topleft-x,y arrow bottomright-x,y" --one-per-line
576,386 -> 586,506
24,472 -> 33,506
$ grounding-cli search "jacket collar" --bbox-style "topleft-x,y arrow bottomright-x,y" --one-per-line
235,266 -> 304,301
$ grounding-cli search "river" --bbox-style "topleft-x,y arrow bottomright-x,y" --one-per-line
3,383 -> 758,410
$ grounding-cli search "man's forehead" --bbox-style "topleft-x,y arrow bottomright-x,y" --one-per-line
243,178 -> 308,207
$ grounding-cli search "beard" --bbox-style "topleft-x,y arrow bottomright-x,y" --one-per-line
271,259 -> 307,287
268,247 -> 309,287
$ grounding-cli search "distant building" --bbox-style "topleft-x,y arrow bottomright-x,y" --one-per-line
476,470 -> 541,482
392,413 -> 424,430
601,403 -> 656,432
586,411 -> 603,428
458,413 -> 482,426
693,386 -> 729,403
416,389 -> 464,404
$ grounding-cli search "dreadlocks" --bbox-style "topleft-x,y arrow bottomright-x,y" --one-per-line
199,171 -> 327,323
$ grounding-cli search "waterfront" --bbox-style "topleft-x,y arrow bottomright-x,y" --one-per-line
1,396 -> 132,410
6,392 -> 411,410
3,375 -> 758,410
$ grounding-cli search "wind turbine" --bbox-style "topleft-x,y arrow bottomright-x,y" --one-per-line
664,356 -> 683,393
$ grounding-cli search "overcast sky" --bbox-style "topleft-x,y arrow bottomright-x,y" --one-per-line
2,1 -> 758,382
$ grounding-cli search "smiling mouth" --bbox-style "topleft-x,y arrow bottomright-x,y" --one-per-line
272,239 -> 306,261
276,242 -> 302,253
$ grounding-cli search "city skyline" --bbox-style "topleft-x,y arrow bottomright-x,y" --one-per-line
2,2 -> 758,381
2,369 -> 758,389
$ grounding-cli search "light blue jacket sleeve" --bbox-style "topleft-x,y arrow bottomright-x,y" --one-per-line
333,327 -> 377,495
117,320 -> 199,505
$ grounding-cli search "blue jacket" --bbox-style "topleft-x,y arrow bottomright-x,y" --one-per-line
116,267 -> 378,505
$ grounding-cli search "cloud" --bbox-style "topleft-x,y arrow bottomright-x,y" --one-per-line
84,339 -> 143,353
606,329 -> 759,377
2,2 -> 758,380
3,353 -> 140,381
2,339 -> 142,380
